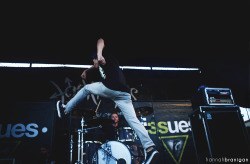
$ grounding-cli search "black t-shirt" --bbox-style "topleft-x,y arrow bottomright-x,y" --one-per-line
98,53 -> 130,93
102,124 -> 120,141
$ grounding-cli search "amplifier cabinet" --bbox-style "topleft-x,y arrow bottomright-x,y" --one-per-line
189,106 -> 250,163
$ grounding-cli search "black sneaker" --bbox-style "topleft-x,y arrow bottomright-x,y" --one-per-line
56,100 -> 66,118
142,147 -> 159,164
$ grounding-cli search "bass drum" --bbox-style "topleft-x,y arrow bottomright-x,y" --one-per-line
92,141 -> 131,164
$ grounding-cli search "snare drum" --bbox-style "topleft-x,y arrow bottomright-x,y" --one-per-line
92,141 -> 131,164
118,127 -> 135,144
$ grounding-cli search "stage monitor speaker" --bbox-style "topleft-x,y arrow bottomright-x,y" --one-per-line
189,106 -> 250,163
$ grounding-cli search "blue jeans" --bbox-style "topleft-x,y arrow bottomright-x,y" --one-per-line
65,82 -> 155,150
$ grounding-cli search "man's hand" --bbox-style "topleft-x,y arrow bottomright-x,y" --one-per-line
81,70 -> 87,79
98,55 -> 106,65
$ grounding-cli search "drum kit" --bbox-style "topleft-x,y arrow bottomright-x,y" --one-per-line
68,106 -> 153,164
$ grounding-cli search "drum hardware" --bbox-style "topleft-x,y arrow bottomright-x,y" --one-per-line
73,119 -> 102,164
69,107 -> 102,164
80,117 -> 84,163
74,116 -> 85,164
70,134 -> 74,164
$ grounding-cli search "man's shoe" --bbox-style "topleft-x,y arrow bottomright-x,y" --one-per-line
142,147 -> 159,164
56,100 -> 66,118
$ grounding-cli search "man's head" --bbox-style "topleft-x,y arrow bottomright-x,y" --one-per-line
91,52 -> 97,60
111,113 -> 119,124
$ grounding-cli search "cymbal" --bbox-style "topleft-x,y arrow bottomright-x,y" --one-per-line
135,106 -> 153,117
72,108 -> 96,118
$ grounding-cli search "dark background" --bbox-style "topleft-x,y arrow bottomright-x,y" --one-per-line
1,1 -> 250,107
0,2 -> 250,164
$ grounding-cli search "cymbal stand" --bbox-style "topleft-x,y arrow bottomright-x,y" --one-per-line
75,116 -> 85,164
70,134 -> 74,164
75,115 -> 103,164
76,129 -> 82,164
81,116 -> 84,164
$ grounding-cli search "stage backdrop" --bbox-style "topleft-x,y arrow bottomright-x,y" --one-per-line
83,99 -> 197,164
0,99 -> 196,164
0,101 -> 56,163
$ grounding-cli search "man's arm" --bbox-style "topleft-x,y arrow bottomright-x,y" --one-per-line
97,38 -> 105,58
81,38 -> 105,79
97,38 -> 106,65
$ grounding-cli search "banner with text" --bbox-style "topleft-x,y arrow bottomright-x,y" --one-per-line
0,101 -> 56,163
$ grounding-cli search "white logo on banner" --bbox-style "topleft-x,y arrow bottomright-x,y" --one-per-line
50,78 -> 100,105
0,123 -> 46,138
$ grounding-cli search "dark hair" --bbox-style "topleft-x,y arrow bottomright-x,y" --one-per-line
91,52 -> 97,59
110,112 -> 118,118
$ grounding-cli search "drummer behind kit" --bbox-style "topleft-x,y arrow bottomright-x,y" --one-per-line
56,101 -> 154,164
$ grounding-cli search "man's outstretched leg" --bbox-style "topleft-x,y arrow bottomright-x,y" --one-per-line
113,92 -> 159,164
56,82 -> 106,117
